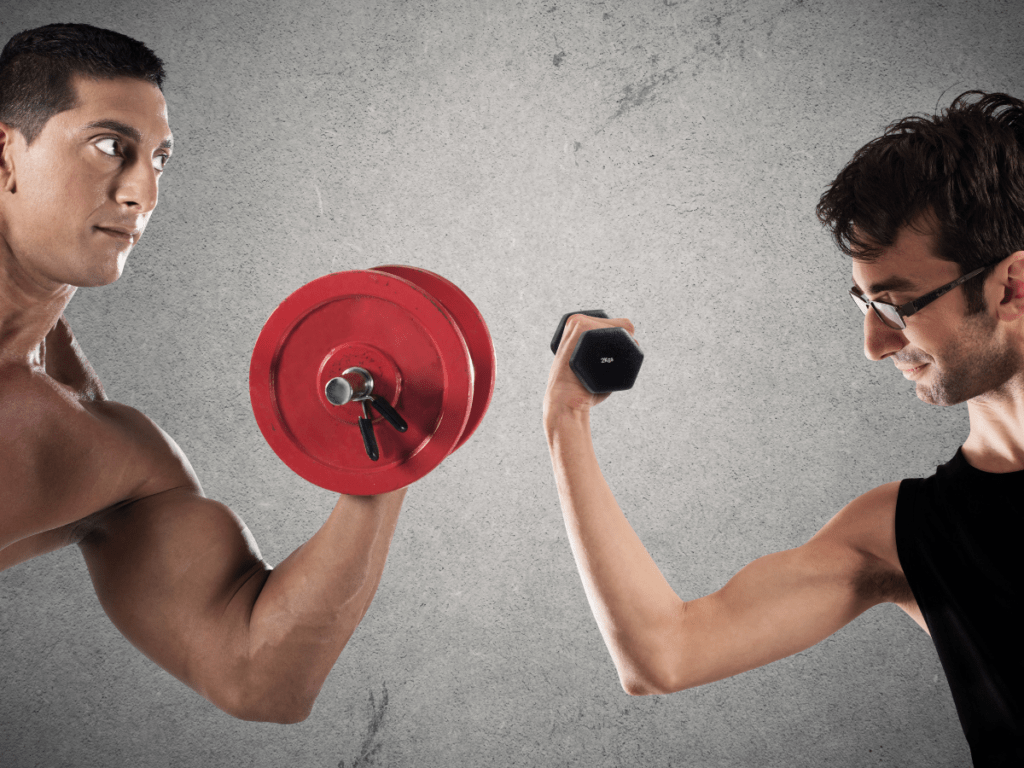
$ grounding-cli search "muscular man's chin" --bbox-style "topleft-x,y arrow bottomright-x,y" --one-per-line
71,271 -> 122,288
75,256 -> 130,287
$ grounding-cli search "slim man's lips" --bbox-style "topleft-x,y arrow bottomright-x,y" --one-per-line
897,363 -> 929,378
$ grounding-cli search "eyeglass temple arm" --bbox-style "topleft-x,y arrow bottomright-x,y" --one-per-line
901,265 -> 989,318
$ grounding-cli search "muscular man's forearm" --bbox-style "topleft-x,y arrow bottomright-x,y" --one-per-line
224,489 -> 406,721
545,408 -> 687,694
79,483 -> 407,724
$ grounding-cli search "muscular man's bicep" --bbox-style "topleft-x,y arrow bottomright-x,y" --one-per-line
650,483 -> 904,692
4,385 -> 273,705
79,486 -> 272,704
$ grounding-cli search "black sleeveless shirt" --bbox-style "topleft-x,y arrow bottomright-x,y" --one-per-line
896,449 -> 1023,767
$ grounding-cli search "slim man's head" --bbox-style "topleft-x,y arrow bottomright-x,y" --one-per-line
816,91 -> 1024,313
0,23 -> 165,145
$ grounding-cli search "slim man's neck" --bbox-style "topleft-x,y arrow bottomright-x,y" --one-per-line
963,372 -> 1024,472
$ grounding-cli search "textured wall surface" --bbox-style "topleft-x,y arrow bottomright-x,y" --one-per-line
2,1 -> 1021,766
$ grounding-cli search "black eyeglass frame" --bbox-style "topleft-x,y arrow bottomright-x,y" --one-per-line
850,262 -> 998,330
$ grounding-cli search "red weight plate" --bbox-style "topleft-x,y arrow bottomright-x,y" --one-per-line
250,270 -> 473,495
371,265 -> 495,452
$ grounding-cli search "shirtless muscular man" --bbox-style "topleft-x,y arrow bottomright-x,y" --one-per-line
0,23 -> 407,724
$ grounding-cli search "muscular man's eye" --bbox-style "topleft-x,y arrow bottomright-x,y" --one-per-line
152,154 -> 170,172
95,137 -> 121,157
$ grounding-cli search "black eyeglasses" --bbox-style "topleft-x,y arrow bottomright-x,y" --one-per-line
850,263 -> 996,330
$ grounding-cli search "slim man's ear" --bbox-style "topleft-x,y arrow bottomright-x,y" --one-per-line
0,121 -> 18,193
996,251 -> 1024,323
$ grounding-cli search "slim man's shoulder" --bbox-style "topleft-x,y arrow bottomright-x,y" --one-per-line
810,481 -> 914,606
817,482 -> 902,555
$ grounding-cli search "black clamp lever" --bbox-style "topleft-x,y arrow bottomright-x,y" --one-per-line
324,367 -> 407,462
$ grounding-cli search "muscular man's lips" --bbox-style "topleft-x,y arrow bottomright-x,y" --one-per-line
95,226 -> 139,243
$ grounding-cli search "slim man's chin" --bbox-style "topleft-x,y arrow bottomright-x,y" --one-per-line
915,384 -> 967,407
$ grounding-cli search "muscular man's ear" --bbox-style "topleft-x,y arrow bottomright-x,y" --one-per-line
0,122 -> 17,193
996,251 -> 1024,322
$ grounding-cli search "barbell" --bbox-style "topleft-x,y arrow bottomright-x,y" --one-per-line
249,266 -> 495,495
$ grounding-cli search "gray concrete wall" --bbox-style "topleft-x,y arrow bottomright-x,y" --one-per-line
2,0 -> 1020,765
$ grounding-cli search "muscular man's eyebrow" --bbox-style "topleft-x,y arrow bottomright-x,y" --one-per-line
851,275 -> 919,296
84,119 -> 174,151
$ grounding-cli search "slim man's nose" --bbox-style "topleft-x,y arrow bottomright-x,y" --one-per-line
863,308 -> 907,361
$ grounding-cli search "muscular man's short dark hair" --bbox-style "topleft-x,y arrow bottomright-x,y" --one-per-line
816,91 -> 1024,313
0,23 -> 164,145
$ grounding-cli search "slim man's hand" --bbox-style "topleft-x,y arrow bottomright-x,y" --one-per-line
543,313 -> 638,424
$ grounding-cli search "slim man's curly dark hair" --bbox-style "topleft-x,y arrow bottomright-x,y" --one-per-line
817,91 -> 1024,313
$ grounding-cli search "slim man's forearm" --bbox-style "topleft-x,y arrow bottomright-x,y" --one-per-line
232,488 -> 406,721
546,409 -> 688,694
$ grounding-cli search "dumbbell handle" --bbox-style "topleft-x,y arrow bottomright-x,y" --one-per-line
325,368 -> 406,428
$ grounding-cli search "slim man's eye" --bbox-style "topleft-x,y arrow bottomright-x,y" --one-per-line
95,137 -> 120,157
152,154 -> 170,172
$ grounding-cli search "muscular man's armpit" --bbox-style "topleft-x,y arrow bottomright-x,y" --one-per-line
0,516 -> 101,571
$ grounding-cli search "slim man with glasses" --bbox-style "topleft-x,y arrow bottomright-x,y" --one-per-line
545,91 -> 1023,766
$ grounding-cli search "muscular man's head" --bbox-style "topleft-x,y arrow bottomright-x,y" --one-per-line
0,23 -> 164,145
0,24 -> 172,290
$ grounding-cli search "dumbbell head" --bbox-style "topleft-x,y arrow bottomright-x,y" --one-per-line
550,310 -> 609,354
550,310 -> 643,394
570,327 -> 643,393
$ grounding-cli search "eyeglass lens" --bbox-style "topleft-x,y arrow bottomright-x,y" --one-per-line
850,292 -> 904,329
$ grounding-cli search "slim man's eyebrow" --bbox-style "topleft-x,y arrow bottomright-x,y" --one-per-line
83,119 -> 174,151
851,275 -> 920,297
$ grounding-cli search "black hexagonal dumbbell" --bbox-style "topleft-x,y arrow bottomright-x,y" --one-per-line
550,310 -> 644,394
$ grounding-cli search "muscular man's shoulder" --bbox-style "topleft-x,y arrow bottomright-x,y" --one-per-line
0,364 -> 198,559
809,482 -> 914,606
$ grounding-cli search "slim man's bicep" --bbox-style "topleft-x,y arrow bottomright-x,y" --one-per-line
650,484 -> 904,692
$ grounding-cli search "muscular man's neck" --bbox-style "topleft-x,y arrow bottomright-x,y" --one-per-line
0,238 -> 77,368
963,373 -> 1024,473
